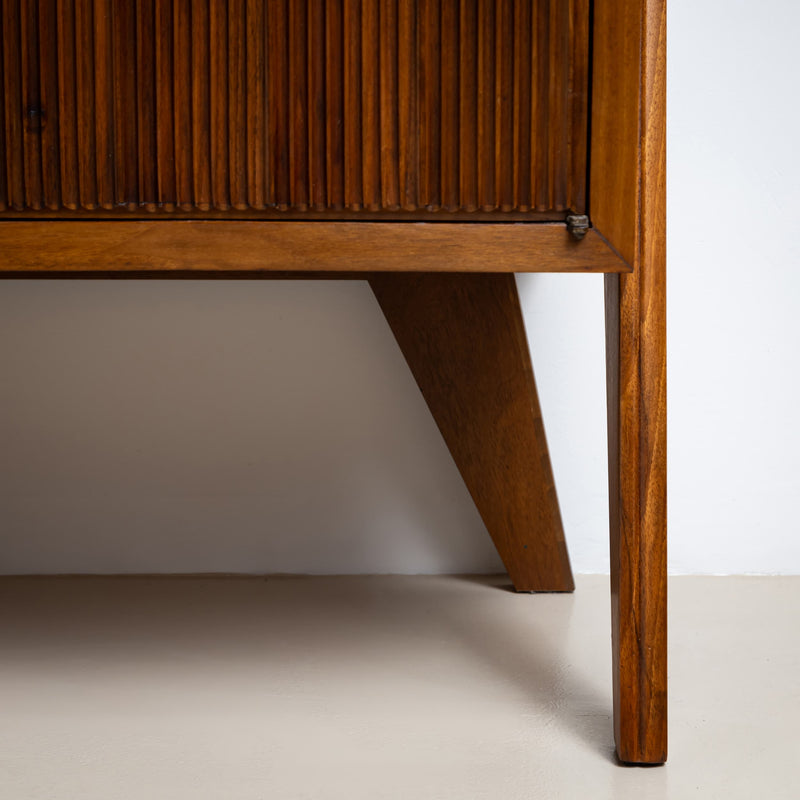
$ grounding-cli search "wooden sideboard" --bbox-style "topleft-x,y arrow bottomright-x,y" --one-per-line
0,0 -> 666,764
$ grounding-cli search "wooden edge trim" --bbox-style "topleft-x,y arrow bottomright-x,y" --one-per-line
0,221 -> 631,274
589,225 -> 634,273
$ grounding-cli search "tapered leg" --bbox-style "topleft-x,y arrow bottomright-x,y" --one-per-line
593,0 -> 668,765
370,272 -> 573,593
604,270 -> 667,761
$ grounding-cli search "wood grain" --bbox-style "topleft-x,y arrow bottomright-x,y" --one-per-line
417,0 -> 440,210
38,0 -> 61,209
325,0 -> 345,209
55,0 -> 78,209
245,0 -> 267,209
458,0 -> 477,211
593,0 -> 667,765
135,0 -> 156,212
4,0 -> 25,210
171,0 -> 191,210
155,0 -> 175,210
1,0 -> 589,218
568,0 -> 590,213
477,0 -> 495,211
397,0 -> 416,210
93,0 -> 114,209
379,0 -> 400,210
343,0 -> 363,210
440,0 -> 457,211
361,0 -> 381,211
0,221 -> 628,274
209,0 -> 230,210
227,0 -> 247,210
20,0 -> 43,209
74,0 -> 96,209
191,0 -> 211,211
512,0 -> 531,211
0,6 -> 7,211
495,0 -> 513,212
288,0 -> 308,211
308,0 -> 327,211
370,272 -> 574,592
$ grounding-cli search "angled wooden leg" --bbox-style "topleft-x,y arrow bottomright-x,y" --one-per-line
370,272 -> 573,593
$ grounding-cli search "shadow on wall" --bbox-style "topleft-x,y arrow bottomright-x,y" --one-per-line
0,275 -> 608,575
0,279 -> 498,575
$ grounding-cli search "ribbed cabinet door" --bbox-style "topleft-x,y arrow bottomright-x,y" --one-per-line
0,0 -> 589,218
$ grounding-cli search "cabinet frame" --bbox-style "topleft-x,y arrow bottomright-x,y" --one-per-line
0,0 -> 667,765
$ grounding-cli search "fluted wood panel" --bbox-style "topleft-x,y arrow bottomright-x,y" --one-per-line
0,0 -> 589,217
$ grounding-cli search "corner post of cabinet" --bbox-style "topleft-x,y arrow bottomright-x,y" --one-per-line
591,0 -> 668,764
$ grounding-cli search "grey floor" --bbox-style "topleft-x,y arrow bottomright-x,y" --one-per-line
1,575 -> 797,799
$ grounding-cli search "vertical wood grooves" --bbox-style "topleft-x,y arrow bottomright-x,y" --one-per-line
267,0 -> 289,209
93,0 -> 114,208
154,0 -> 175,210
288,0 -> 308,210
0,7 -> 7,210
5,0 -> 25,209
417,0 -> 440,210
343,0 -> 362,209
379,0 -> 399,210
74,0 -> 96,208
0,10 -> 5,211
245,0 -> 267,209
568,0 -> 589,213
112,0 -> 136,209
361,0 -> 381,210
191,0 -> 210,210
458,0 -> 476,212
513,0 -> 532,211
495,0 -> 513,211
1,0 -> 588,216
135,0 -> 156,212
227,0 -> 247,210
209,0 -> 230,210
548,0 -> 567,209
20,0 -> 43,209
533,0 -> 549,211
477,0 -> 495,211
307,0 -> 327,210
325,0 -> 344,209
440,0 -> 458,211
172,0 -> 191,210
54,0 -> 76,209
397,0 -> 417,210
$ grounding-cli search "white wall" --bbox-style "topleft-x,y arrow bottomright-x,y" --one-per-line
1,1 -> 798,575
666,0 -> 800,573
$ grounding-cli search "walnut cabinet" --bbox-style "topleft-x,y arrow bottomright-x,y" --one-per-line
0,0 -> 667,764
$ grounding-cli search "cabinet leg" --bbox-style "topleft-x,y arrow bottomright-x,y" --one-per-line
370,272 -> 573,593
605,269 -> 667,764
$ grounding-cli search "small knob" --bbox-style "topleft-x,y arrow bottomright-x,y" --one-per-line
566,214 -> 590,241
25,106 -> 44,133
